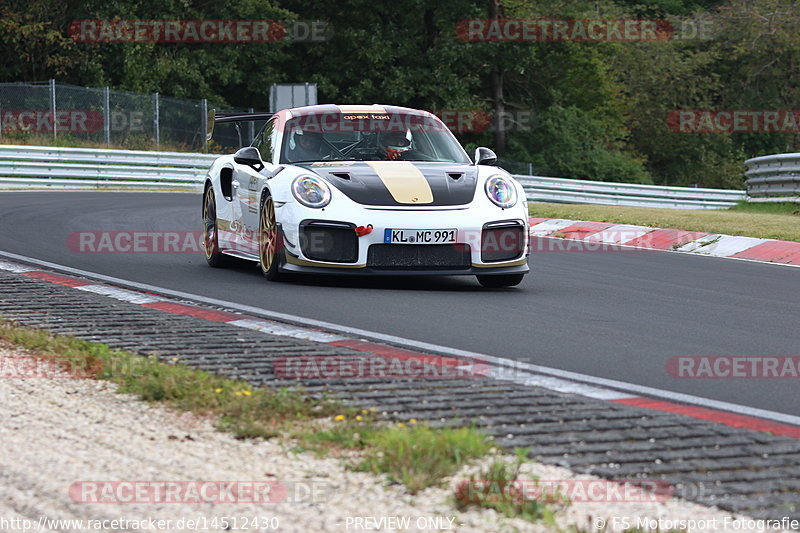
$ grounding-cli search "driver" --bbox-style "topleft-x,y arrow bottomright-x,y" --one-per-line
287,129 -> 324,162
378,131 -> 412,160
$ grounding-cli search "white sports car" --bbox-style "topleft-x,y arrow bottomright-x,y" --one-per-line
202,104 -> 529,287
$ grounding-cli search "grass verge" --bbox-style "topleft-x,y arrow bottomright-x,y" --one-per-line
294,417 -> 492,493
728,201 -> 800,216
529,202 -> 800,242
0,321 -> 349,439
0,132 -> 198,153
454,448 -> 558,523
0,321 -> 498,497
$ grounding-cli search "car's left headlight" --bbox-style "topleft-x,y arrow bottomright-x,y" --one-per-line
485,175 -> 517,208
292,175 -> 331,208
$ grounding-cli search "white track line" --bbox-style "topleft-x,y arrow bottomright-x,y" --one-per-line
2,249 -> 800,426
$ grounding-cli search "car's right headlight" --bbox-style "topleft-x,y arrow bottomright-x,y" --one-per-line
485,175 -> 517,208
292,175 -> 331,208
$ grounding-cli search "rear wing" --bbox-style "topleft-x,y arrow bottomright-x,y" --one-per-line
207,110 -> 274,147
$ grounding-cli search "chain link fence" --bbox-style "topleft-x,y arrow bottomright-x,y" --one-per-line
0,80 -> 251,152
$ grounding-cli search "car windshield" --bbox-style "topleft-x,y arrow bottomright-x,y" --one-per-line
279,111 -> 471,165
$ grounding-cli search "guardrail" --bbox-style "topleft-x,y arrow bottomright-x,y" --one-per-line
745,153 -> 800,203
0,145 -> 217,190
513,175 -> 746,209
0,145 -> 749,208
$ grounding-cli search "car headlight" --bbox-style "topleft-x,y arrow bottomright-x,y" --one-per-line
485,175 -> 517,208
292,175 -> 331,208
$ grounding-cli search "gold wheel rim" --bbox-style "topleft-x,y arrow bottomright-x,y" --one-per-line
259,196 -> 277,272
203,187 -> 217,260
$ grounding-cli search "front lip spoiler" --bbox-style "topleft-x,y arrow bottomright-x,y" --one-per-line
278,262 -> 529,277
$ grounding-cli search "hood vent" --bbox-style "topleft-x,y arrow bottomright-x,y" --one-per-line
447,172 -> 463,181
330,172 -> 351,180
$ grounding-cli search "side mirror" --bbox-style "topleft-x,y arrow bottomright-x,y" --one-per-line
234,146 -> 265,172
474,147 -> 497,166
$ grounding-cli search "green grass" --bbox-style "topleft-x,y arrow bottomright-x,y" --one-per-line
728,201 -> 800,215
529,201 -> 800,242
0,132 -> 199,153
454,448 -> 558,523
0,321 -> 347,439
297,418 -> 493,493
0,321 -> 497,495
356,423 -> 492,493
295,415 -> 382,452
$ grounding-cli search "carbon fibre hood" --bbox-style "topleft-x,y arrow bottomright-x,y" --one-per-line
301,161 -> 478,207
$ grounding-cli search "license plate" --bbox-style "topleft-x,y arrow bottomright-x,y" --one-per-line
384,228 -> 457,244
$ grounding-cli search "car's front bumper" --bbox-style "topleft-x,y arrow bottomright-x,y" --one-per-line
279,253 -> 529,276
276,200 -> 530,275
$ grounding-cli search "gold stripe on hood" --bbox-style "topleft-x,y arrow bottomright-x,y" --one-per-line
366,161 -> 433,204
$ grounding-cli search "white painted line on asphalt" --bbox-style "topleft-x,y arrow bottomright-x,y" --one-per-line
2,249 -> 799,427
585,224 -> 651,244
519,375 -> 635,400
528,219 -> 578,236
76,284 -> 163,304
677,234 -> 769,256
228,318 -> 347,343
0,259 -> 38,273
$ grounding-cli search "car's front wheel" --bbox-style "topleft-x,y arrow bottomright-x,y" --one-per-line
203,186 -> 227,267
259,192 -> 283,281
476,273 -> 525,288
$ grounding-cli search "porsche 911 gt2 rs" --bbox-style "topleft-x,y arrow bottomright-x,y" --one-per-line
202,104 -> 529,287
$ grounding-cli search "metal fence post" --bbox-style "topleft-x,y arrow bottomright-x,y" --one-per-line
248,107 -> 255,145
49,79 -> 57,139
201,99 -> 208,153
153,93 -> 160,149
103,87 -> 111,146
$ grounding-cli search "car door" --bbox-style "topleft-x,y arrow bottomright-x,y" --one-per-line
234,119 -> 279,251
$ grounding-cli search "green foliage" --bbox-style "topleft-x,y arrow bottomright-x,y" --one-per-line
0,321 -> 346,440
1,0 -> 797,187
454,448 -> 558,523
729,201 -> 800,216
527,105 -> 651,182
356,423 -> 492,493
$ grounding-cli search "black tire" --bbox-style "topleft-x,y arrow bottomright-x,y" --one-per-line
258,192 -> 283,281
476,273 -> 525,288
202,186 -> 228,267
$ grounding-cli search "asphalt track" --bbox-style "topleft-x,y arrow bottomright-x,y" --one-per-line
1,191 -> 799,417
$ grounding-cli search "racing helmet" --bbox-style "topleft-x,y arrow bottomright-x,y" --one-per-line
378,130 -> 411,160
289,128 -> 322,151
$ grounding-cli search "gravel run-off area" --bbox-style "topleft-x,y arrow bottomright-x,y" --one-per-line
0,341 -> 795,533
